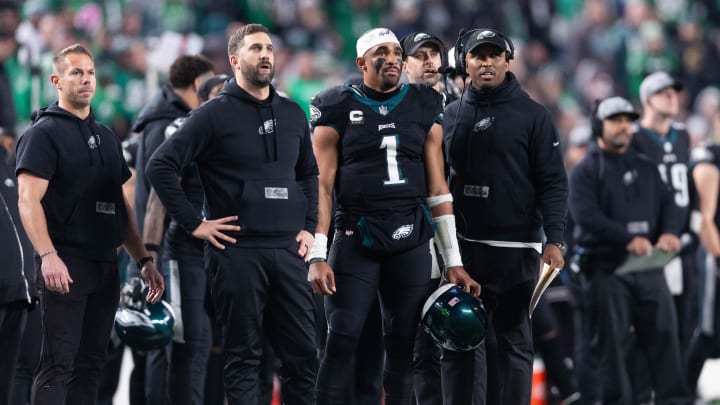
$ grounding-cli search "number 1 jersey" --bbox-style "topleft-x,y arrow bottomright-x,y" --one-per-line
310,82 -> 443,221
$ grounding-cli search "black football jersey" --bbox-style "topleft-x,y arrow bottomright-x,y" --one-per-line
690,143 -> 720,229
311,83 -> 443,221
631,124 -> 691,210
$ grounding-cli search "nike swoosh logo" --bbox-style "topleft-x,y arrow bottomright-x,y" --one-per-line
553,141 -> 560,147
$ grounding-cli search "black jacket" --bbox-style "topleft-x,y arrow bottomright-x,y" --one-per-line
443,72 -> 568,244
147,78 -> 318,248
15,104 -> 131,261
569,143 -> 683,256
0,150 -> 36,308
132,84 -> 192,232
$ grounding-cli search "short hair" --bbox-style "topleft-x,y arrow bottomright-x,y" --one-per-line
52,44 -> 93,73
168,54 -> 214,89
227,23 -> 270,56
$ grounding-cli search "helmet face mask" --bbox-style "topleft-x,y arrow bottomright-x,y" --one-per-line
115,278 -> 175,351
421,284 -> 488,351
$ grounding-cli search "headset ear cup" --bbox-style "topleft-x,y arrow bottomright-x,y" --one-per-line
591,101 -> 603,139
591,117 -> 603,139
503,33 -> 514,61
453,29 -> 466,76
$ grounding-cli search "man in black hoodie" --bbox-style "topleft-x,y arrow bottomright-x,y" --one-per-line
14,44 -> 164,405
134,54 -> 215,404
133,54 -> 214,236
441,28 -> 567,405
569,97 -> 691,404
146,24 -> 319,404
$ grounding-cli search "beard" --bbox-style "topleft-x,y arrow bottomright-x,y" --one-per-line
241,62 -> 274,87
421,73 -> 440,87
378,74 -> 400,92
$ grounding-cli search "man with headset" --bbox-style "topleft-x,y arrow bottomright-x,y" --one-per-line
399,31 -> 457,405
569,96 -> 691,404
441,28 -> 567,404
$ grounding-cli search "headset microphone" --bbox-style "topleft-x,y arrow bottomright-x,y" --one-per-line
438,66 -> 456,76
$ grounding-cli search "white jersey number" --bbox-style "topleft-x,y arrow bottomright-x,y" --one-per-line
658,163 -> 689,207
380,135 -> 407,186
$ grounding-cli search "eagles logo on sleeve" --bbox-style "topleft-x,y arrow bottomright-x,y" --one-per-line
165,117 -> 187,140
310,104 -> 321,125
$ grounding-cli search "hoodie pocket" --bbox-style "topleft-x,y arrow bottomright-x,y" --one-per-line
59,181 -> 128,248
236,179 -> 307,235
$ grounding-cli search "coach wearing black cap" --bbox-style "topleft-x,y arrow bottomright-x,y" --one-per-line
441,28 -> 567,404
401,32 -> 460,110
569,96 -> 693,404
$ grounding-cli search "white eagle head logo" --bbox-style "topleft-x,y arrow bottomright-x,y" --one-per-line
392,224 -> 414,240
258,119 -> 276,135
473,117 -> 494,132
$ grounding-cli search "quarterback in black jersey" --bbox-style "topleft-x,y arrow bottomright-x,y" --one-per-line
309,27 -> 478,404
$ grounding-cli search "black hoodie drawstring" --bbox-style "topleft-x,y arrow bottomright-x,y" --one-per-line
256,107 -> 272,161
465,106 -> 479,177
255,103 -> 278,162
89,120 -> 105,165
76,121 -> 94,166
269,104 -> 278,161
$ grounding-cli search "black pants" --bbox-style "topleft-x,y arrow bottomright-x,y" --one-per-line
11,305 -> 40,405
165,248 -> 212,405
413,278 -> 443,405
31,255 -> 119,405
206,245 -> 316,405
531,298 -> 578,401
581,264 -> 691,404
0,306 -> 27,405
686,253 -> 720,394
316,232 -> 432,404
441,244 -> 537,405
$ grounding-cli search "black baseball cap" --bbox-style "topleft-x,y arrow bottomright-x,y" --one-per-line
401,32 -> 444,59
198,74 -> 228,102
464,29 -> 511,55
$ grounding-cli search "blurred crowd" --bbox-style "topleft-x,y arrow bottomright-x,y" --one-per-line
1,0 -> 720,153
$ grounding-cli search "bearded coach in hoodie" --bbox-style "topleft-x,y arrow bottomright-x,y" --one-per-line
441,29 -> 568,405
146,24 -> 319,404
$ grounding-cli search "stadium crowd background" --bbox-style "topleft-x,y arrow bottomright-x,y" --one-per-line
1,0 -> 720,151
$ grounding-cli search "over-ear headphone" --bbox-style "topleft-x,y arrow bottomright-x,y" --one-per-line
452,28 -> 515,77
590,100 -> 603,139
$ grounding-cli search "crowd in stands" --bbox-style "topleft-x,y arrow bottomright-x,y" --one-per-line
1,0 -> 720,155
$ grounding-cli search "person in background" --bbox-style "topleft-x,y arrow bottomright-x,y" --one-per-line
569,96 -> 692,404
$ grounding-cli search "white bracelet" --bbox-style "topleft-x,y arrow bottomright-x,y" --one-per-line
308,233 -> 328,261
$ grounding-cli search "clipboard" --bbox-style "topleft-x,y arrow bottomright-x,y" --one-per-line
614,248 -> 677,275
529,263 -> 561,318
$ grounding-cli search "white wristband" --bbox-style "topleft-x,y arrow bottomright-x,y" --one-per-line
309,233 -> 328,261
426,193 -> 453,208
432,215 -> 463,268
